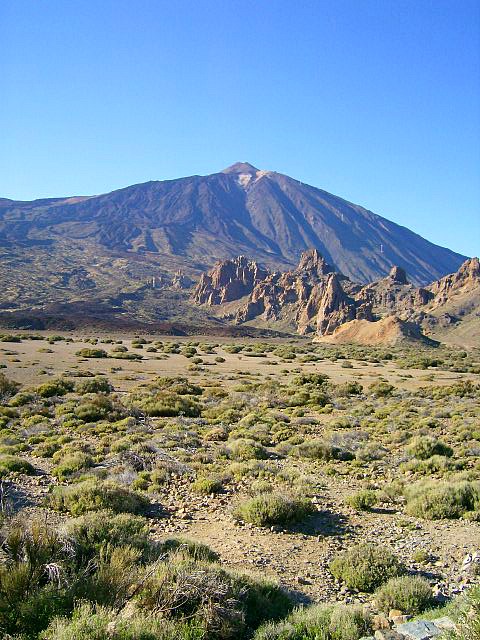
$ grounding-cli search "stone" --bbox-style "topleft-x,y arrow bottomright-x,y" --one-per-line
388,610 -> 404,621
394,620 -> 443,639
372,614 -> 391,630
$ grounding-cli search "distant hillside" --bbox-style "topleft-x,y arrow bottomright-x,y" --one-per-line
0,162 -> 466,291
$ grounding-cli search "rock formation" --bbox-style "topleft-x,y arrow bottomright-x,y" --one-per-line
315,274 -> 358,336
191,250 -> 480,345
427,257 -> 480,305
192,256 -> 268,305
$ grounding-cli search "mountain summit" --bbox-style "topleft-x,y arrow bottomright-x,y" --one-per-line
0,164 -> 467,288
221,162 -> 259,174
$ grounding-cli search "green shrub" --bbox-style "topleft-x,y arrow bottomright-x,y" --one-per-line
137,554 -> 292,638
233,493 -> 315,527
75,348 -> 108,358
191,476 -> 223,495
0,372 -> 20,400
0,519 -> 77,637
374,575 -> 434,615
47,479 -> 150,516
158,538 -> 219,563
254,603 -> 371,640
74,395 -> 115,422
228,438 -> 268,461
407,436 -> 453,460
75,377 -> 113,394
405,480 -> 480,520
295,439 -> 353,461
329,543 -> 405,592
52,452 -> 94,480
9,391 -> 35,406
455,585 -> 480,640
129,391 -> 201,417
36,378 -> 74,398
346,489 -> 377,511
0,455 -> 35,477
369,382 -> 395,397
67,510 -> 152,560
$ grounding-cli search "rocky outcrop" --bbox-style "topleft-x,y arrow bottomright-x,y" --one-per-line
192,256 -> 268,305
235,250 -> 339,333
171,271 -> 193,290
315,274 -> 358,336
295,248 -> 334,278
356,266 -> 433,318
191,250 -> 480,345
428,257 -> 480,304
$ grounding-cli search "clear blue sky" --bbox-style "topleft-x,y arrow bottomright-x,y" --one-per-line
1,0 -> 479,256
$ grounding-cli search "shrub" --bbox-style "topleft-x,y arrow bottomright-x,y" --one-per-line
66,510 -> 152,560
233,493 -> 315,527
369,382 -> 394,397
51,452 -> 94,480
75,377 -> 113,394
0,455 -> 35,477
329,543 -> 405,592
158,538 -> 219,563
9,391 -> 35,406
455,585 -> 480,640
228,438 -> 268,461
191,476 -> 223,495
374,575 -> 434,615
0,518 -> 81,637
129,391 -> 201,417
74,395 -> 115,422
75,348 -> 108,358
254,603 -> 371,640
407,436 -> 453,460
47,479 -> 150,516
137,554 -> 293,638
0,372 -> 20,400
346,489 -> 377,511
292,373 -> 329,387
36,378 -> 74,398
295,439 -> 353,461
405,480 -> 480,520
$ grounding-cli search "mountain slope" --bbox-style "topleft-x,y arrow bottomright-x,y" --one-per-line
0,162 -> 466,288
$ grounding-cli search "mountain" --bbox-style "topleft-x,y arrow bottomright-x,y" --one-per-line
0,163 -> 466,298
